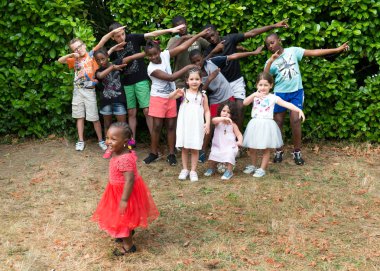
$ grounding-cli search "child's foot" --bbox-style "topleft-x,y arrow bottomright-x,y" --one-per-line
292,151 -> 305,165
143,153 -> 159,164
75,141 -> 85,151
204,168 -> 215,177
167,154 -> 177,166
253,168 -> 266,178
98,140 -> 108,151
273,150 -> 284,163
243,165 -> 257,174
178,169 -> 189,180
103,148 -> 112,159
113,245 -> 137,256
221,170 -> 233,180
189,171 -> 198,182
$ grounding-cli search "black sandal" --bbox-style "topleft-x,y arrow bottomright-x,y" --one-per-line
113,245 -> 137,256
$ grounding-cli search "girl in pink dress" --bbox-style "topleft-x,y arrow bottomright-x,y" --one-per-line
92,122 -> 159,255
204,101 -> 243,180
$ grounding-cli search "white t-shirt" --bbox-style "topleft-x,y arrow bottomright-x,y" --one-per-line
147,50 -> 176,98
251,93 -> 278,119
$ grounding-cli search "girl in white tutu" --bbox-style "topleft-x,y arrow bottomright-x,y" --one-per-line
242,72 -> 305,177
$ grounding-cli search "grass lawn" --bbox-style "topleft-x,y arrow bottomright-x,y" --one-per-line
0,139 -> 379,271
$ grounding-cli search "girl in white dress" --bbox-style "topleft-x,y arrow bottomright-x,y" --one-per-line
169,68 -> 211,181
243,72 -> 305,178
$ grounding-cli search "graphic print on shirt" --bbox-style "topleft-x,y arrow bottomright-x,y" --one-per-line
253,97 -> 270,118
116,41 -> 139,75
276,54 -> 299,81
102,71 -> 122,99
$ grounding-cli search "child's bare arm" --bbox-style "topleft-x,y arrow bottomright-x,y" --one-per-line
205,40 -> 225,59
276,98 -> 306,121
167,35 -> 193,50
168,88 -> 185,99
122,52 -> 146,64
144,24 -> 185,38
227,46 -> 264,61
264,50 -> 281,73
212,117 -> 232,125
202,69 -> 220,91
57,53 -> 79,64
303,42 -> 349,57
96,63 -> 127,80
94,26 -> 127,51
169,28 -> 210,58
233,123 -> 243,146
119,171 -> 135,214
203,95 -> 211,135
244,19 -> 289,39
108,42 -> 126,55
243,91 -> 262,106
150,64 -> 197,82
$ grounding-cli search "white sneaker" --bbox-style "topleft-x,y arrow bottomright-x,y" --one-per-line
243,165 -> 257,174
98,141 -> 107,151
75,141 -> 85,151
178,169 -> 189,180
253,168 -> 266,178
189,171 -> 199,182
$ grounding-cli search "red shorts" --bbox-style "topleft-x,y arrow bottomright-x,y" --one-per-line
210,97 -> 235,117
148,96 -> 177,118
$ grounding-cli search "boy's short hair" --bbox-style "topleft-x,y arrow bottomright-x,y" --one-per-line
172,16 -> 186,25
189,49 -> 202,60
202,24 -> 217,31
69,38 -> 83,46
109,22 -> 123,32
94,47 -> 108,58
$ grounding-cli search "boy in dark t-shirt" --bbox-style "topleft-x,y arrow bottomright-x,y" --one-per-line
108,22 -> 186,139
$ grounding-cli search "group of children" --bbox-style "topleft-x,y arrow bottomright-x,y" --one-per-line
58,16 -> 349,254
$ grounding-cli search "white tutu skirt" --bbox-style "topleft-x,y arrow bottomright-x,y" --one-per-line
243,118 -> 283,149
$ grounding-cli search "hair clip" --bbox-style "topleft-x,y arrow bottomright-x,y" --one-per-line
128,138 -> 136,149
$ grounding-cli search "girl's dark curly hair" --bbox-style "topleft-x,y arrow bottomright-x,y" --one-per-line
217,100 -> 238,123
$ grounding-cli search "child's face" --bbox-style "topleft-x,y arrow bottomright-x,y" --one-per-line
112,29 -> 126,44
265,36 -> 282,53
190,54 -> 204,68
257,79 -> 273,94
146,47 -> 161,64
70,41 -> 86,57
106,127 -> 127,154
95,53 -> 109,68
186,72 -> 201,89
220,105 -> 231,118
204,29 -> 220,45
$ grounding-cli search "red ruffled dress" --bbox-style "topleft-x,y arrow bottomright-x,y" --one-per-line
92,151 -> 159,238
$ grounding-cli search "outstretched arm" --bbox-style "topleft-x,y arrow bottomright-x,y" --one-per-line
212,116 -> 232,125
119,171 -> 135,215
169,28 -> 210,57
226,46 -> 264,61
276,97 -> 305,121
93,26 -> 126,51
168,88 -> 185,99
144,24 -> 185,38
167,35 -> 193,50
243,91 -> 265,106
244,19 -> 288,39
150,64 -> 197,81
303,42 -> 349,57
264,50 -> 281,73
122,52 -> 145,64
202,68 -> 220,91
96,63 -> 128,80
58,53 -> 79,64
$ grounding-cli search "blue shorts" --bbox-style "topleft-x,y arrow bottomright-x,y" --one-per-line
274,89 -> 304,113
100,103 -> 127,116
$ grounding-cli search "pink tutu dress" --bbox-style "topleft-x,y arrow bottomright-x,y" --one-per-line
208,123 -> 238,165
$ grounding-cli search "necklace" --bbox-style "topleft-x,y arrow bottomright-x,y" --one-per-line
224,124 -> 227,135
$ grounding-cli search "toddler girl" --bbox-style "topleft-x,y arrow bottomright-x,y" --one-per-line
204,101 -> 243,180
169,68 -> 210,181
92,122 -> 159,255
242,72 -> 305,177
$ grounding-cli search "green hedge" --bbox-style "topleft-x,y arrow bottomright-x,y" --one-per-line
1,0 -> 379,141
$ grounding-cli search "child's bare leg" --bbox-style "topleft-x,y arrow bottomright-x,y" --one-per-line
76,118 -> 85,141
165,117 -> 177,154
226,163 -> 233,172
248,148 -> 258,166
116,114 -> 127,124
103,115 -> 113,136
93,120 -> 103,141
190,149 -> 199,171
122,232 -> 134,250
143,107 -> 153,136
260,149 -> 270,170
128,108 -> 137,139
274,112 -> 286,151
290,110 -> 302,150
207,160 -> 216,170
151,117 -> 163,154
181,148 -> 189,170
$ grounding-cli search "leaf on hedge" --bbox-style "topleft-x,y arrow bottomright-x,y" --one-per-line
353,30 -> 361,35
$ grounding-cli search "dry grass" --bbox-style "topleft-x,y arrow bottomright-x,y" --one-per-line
0,139 -> 379,271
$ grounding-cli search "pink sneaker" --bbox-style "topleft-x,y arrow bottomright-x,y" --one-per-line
103,149 -> 112,159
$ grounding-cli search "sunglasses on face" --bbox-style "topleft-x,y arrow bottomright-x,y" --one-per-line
72,43 -> 84,52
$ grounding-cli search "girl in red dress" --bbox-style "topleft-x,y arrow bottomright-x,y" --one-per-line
92,122 -> 159,254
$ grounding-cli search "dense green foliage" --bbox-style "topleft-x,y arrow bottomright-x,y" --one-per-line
1,0 -> 379,141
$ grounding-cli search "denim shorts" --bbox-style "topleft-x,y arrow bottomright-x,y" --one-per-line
274,89 -> 304,113
100,103 -> 127,116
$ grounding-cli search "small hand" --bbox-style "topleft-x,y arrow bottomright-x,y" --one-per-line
111,25 -> 126,35
208,68 -> 220,81
270,50 -> 281,61
252,45 -> 265,55
255,91 -> 266,99
274,18 -> 289,28
338,42 -> 349,52
200,27 -> 211,37
71,53 -> 80,58
113,63 -> 128,70
119,200 -> 127,215
299,110 -> 306,122
214,40 -> 225,52
237,141 -> 243,147
175,88 -> 185,97
204,124 -> 210,135
223,117 -> 233,124
172,24 -> 186,33
111,42 -> 126,52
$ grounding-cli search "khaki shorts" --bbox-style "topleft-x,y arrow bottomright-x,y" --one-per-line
72,86 -> 99,121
